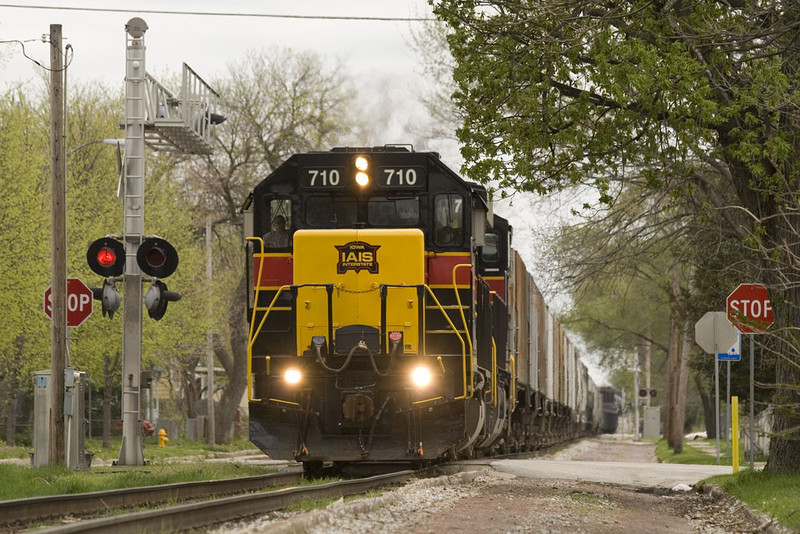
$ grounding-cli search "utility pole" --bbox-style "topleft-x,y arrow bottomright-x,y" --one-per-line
206,218 -> 215,446
632,347 -> 640,441
49,23 -> 66,466
644,341 -> 651,408
118,17 -> 148,466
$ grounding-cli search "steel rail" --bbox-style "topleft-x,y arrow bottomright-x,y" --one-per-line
0,469 -> 303,524
38,470 -> 415,533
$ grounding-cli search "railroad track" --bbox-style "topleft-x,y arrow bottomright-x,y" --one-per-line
4,469 -> 416,533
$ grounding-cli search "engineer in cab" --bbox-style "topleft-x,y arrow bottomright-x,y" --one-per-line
263,215 -> 289,248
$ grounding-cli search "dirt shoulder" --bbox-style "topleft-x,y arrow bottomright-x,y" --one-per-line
222,439 -> 775,534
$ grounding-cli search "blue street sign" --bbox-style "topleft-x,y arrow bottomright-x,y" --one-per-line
718,333 -> 741,361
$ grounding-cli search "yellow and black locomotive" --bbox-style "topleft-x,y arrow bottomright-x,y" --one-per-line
243,146 -> 599,470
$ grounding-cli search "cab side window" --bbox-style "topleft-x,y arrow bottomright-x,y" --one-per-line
434,193 -> 464,246
482,232 -> 499,263
262,198 -> 292,249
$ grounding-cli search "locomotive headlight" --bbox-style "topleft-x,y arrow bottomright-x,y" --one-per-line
354,155 -> 369,171
411,366 -> 432,388
355,171 -> 369,187
284,368 -> 302,385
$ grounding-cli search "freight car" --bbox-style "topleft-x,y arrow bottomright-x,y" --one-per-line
242,146 -> 600,471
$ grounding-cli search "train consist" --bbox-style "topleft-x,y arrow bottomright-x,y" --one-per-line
243,146 -> 604,470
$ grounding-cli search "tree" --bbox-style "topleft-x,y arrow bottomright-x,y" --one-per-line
434,0 -> 800,472
0,87 -> 51,442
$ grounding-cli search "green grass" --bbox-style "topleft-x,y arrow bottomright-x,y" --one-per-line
656,439 -> 729,465
0,461 -> 274,501
0,437 -> 269,502
656,438 -> 800,531
0,435 -> 258,462
703,470 -> 800,531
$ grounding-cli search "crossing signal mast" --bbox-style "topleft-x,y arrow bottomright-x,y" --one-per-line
85,17 -> 223,466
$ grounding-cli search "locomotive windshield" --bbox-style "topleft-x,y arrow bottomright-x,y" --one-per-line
304,196 -> 358,227
368,197 -> 420,226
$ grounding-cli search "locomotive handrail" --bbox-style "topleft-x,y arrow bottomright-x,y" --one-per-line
423,285 -> 470,400
245,237 -> 266,344
452,263 -> 475,397
491,338 -> 497,407
246,284 -> 290,401
509,354 -> 516,408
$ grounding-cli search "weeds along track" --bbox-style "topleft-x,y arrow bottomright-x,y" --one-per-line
2,469 -> 416,533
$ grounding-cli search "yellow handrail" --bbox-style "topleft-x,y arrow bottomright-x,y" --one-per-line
245,237 -> 265,402
423,285 -> 470,399
246,285 -> 291,401
509,354 -> 516,407
491,338 -> 497,407
246,237 -> 266,342
452,263 -> 474,397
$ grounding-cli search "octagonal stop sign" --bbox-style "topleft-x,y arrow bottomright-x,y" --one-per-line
43,278 -> 94,327
727,283 -> 773,334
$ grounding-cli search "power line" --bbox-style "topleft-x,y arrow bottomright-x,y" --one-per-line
0,3 -> 435,22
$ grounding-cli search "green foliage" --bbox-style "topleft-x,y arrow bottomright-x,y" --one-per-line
0,89 -> 51,381
434,1 -> 800,203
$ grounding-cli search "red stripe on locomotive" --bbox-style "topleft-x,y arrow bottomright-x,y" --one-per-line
253,254 -> 293,287
426,253 -> 472,286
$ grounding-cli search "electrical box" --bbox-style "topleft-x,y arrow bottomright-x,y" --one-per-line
32,369 -> 92,470
643,405 -> 661,439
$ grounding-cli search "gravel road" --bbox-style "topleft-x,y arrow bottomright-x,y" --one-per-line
214,438 -> 780,534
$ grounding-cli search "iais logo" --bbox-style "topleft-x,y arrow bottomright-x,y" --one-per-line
335,241 -> 381,274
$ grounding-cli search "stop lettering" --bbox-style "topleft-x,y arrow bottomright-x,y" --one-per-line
727,298 -> 772,319
726,283 -> 774,334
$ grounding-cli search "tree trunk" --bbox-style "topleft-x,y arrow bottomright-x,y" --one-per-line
766,287 -> 800,471
665,264 -> 681,448
695,375 -> 716,439
213,274 -> 249,444
672,266 -> 695,454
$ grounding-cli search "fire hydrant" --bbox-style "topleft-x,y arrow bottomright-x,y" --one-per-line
158,428 -> 169,448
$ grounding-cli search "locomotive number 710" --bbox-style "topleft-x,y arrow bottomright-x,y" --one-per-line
383,168 -> 417,185
378,166 -> 425,188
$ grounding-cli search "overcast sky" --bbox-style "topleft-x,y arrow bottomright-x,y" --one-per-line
0,1 -> 432,83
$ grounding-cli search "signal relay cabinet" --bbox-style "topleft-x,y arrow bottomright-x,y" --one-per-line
32,369 -> 92,470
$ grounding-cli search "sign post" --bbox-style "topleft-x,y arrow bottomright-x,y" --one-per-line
695,311 -> 739,464
727,283 -> 773,471
718,333 -> 740,458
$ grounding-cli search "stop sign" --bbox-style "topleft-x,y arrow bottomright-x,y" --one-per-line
727,283 -> 773,334
44,278 -> 94,327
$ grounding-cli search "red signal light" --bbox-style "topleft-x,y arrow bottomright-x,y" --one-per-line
97,247 -> 117,267
87,237 -> 125,277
